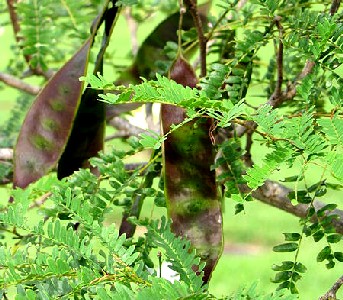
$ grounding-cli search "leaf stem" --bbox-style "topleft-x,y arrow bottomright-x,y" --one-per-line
184,0 -> 207,77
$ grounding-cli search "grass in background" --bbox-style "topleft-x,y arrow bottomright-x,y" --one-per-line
210,199 -> 343,299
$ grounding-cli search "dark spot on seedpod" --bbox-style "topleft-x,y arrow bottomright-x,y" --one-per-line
50,99 -> 65,111
59,85 -> 71,95
41,118 -> 59,131
31,134 -> 53,151
25,159 -> 36,172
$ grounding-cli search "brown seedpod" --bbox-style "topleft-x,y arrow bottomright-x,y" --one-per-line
161,57 -> 223,283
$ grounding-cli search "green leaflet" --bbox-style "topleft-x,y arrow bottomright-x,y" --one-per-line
147,217 -> 205,293
244,146 -> 292,190
13,38 -> 92,189
317,115 -> 343,146
161,57 -> 223,283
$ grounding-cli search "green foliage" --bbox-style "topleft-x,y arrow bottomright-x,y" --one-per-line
1,0 -> 342,298
0,156 -> 205,298
244,145 -> 292,190
16,0 -> 101,70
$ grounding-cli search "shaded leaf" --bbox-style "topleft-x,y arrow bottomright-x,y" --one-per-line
317,246 -> 331,262
272,261 -> 294,271
326,234 -> 341,243
273,243 -> 298,252
312,230 -> 324,242
283,233 -> 301,242
294,262 -> 307,273
326,260 -> 335,269
317,203 -> 337,217
334,251 -> 343,262
235,203 -> 245,215
272,271 -> 292,283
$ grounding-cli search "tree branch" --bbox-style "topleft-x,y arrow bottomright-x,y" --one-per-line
320,275 -> 343,300
184,0 -> 207,77
268,0 -> 339,106
240,180 -> 343,235
107,116 -> 151,137
123,7 -> 138,56
272,16 -> 284,100
6,0 -> 29,63
330,0 -> 341,15
0,72 -> 40,95
0,148 -> 13,161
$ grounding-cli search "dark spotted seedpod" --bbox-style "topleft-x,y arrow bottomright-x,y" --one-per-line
161,57 -> 223,283
13,39 -> 93,190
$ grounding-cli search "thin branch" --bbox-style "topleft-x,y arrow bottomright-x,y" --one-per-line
297,60 -> 316,81
29,192 -> 52,209
267,59 -> 315,107
184,0 -> 207,77
267,0 -> 339,106
240,180 -> 343,235
320,275 -> 343,300
105,131 -> 133,141
272,16 -> 284,99
242,122 -> 254,168
6,0 -> 29,64
0,148 -> 13,161
330,0 -> 341,15
6,0 -> 54,80
123,7 -> 138,56
0,72 -> 40,95
107,117 -> 151,136
268,62 -> 315,108
125,162 -> 147,172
